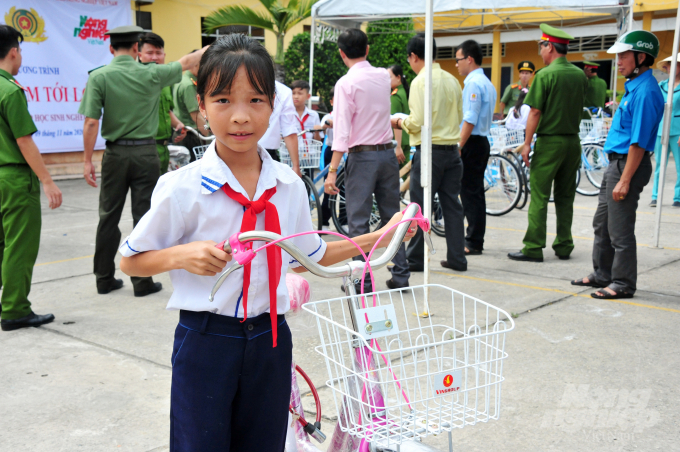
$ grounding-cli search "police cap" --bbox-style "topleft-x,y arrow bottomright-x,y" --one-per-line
517,60 -> 535,73
105,25 -> 144,45
583,61 -> 600,68
539,23 -> 574,45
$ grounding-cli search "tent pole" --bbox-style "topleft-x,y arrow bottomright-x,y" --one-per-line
308,17 -> 315,110
421,0 -> 433,316
652,7 -> 680,247
627,0 -> 635,32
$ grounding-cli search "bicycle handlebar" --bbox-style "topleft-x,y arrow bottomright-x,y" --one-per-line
183,126 -> 215,142
209,203 -> 429,302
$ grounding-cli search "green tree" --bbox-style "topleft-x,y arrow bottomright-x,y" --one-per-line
203,0 -> 318,80
284,32 -> 346,111
366,18 -> 417,84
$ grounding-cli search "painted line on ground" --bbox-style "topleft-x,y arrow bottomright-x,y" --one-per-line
431,270 -> 680,314
35,254 -> 94,267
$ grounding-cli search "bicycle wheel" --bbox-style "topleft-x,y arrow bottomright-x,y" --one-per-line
485,153 -> 522,216
581,144 -> 608,195
431,194 -> 445,237
507,152 -> 528,210
329,172 -> 381,237
301,175 -> 322,230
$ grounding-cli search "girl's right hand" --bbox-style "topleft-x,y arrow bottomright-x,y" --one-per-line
177,241 -> 232,276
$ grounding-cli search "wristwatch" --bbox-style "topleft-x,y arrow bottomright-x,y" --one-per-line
329,165 -> 338,173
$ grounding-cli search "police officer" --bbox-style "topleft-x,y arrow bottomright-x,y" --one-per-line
173,50 -> 207,161
509,24 -> 587,262
79,26 -> 205,296
138,32 -> 186,174
572,31 -> 664,299
583,61 -> 608,118
0,25 -> 62,331
499,60 -> 535,118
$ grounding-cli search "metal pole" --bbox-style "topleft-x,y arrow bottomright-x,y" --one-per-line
308,16 -> 315,110
627,0 -> 635,32
421,0 -> 434,316
653,8 -> 680,247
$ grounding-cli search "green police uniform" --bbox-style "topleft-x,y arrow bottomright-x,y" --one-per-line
500,61 -> 535,115
0,70 -> 42,320
155,85 -> 174,174
582,62 -> 608,118
78,26 -> 182,292
520,24 -> 587,259
390,84 -> 411,167
173,70 -> 201,161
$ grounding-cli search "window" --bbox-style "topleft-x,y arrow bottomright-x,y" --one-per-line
568,35 -> 617,53
303,25 -> 311,33
437,44 -> 505,60
136,11 -> 152,31
200,18 -> 265,47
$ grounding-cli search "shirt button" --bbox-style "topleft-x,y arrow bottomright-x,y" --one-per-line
247,324 -> 254,331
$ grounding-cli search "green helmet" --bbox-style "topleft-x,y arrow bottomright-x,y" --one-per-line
607,30 -> 659,58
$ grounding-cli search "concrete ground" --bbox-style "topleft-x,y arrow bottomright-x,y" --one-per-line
1,169 -> 679,452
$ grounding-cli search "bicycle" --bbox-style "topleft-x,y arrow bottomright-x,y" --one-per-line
209,203 -> 515,452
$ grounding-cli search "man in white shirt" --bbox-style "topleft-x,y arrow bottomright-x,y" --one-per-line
258,80 -> 301,176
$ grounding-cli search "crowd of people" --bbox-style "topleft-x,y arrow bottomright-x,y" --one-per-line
0,15 -> 678,452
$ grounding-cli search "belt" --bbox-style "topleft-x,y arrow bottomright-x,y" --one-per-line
106,138 -> 156,147
348,140 -> 397,154
0,163 -> 29,168
415,144 -> 458,151
156,139 -> 169,146
608,152 -> 652,160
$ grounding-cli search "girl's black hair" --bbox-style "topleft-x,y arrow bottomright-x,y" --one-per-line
196,34 -> 276,108
388,64 -> 410,98
512,89 -> 528,119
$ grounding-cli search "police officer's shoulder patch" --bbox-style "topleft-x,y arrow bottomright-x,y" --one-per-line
511,84 -> 519,89
88,65 -> 105,75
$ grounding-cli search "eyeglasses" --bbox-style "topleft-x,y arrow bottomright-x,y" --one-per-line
455,57 -> 467,63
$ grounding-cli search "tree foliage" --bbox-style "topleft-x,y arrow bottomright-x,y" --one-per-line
366,19 -> 417,85
284,32 -> 346,111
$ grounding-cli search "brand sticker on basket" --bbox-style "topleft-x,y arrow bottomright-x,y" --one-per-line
355,304 -> 400,340
433,370 -> 462,396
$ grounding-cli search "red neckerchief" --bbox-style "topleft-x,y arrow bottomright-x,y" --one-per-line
221,183 -> 282,347
297,112 -> 310,139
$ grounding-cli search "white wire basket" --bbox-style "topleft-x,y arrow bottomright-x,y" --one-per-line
579,118 -> 611,143
302,284 -> 514,448
488,127 -> 525,152
192,144 -> 210,160
279,138 -> 323,169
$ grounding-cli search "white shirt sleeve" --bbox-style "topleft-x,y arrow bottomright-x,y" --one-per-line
279,90 -> 298,138
288,180 -> 327,268
119,176 -> 186,257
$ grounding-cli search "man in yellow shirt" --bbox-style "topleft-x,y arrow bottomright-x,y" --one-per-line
391,34 -> 467,272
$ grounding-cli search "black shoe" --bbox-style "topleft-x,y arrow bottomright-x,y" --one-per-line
465,247 -> 483,256
2,312 -> 55,331
341,281 -> 372,295
386,278 -> 409,291
97,279 -> 124,294
408,263 -> 424,272
440,260 -> 467,272
134,282 -> 163,297
508,251 -> 543,262
555,254 -> 570,260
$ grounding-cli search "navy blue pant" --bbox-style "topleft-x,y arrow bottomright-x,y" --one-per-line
170,310 -> 293,452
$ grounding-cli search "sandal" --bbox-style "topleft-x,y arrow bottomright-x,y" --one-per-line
571,277 -> 607,288
591,287 -> 633,299
465,247 -> 482,256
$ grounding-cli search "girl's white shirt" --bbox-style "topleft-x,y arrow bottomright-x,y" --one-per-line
505,105 -> 530,130
119,141 -> 327,317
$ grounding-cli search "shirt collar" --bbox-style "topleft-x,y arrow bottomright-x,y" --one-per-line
200,141 -> 298,198
112,55 -> 135,64
464,67 -> 484,84
624,69 -> 653,95
659,77 -> 680,93
348,60 -> 371,73
297,106 -> 311,119
0,69 -> 13,82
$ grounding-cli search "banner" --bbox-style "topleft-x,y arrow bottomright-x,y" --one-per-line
2,0 -> 132,153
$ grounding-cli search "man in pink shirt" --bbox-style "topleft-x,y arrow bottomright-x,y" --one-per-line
324,28 -> 410,292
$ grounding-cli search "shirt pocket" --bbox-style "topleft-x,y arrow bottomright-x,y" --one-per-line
614,100 -> 632,132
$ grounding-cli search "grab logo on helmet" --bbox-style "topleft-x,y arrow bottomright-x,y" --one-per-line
637,41 -> 654,50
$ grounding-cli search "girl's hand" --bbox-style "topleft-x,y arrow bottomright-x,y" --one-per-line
176,241 -> 232,276
374,212 -> 417,248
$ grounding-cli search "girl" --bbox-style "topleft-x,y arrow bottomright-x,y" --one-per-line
118,34 -> 414,452
505,88 -> 530,130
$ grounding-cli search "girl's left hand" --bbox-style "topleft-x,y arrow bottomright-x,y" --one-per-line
374,212 -> 418,248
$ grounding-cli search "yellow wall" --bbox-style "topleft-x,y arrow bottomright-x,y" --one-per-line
133,0 -> 311,62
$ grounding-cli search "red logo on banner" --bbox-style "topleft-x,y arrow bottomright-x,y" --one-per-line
74,16 -> 109,42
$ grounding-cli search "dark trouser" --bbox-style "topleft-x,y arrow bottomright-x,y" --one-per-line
521,135 -> 581,259
94,143 -> 159,291
266,148 -> 280,162
460,135 -> 491,251
156,143 -> 170,175
321,146 -> 333,226
589,153 -> 652,294
345,147 -> 409,288
0,165 -> 41,320
170,311 -> 292,452
407,148 -> 466,269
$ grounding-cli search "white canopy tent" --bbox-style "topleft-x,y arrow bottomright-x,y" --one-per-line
309,0 -> 679,307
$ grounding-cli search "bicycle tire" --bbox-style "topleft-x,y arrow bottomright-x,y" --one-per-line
485,153 -> 522,216
302,175 -> 323,230
431,194 -> 446,237
507,152 -> 528,210
582,144 -> 607,195
329,173 -> 382,237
